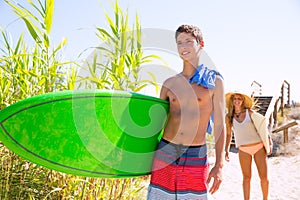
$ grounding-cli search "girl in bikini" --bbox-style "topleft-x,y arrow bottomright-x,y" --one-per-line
225,91 -> 273,200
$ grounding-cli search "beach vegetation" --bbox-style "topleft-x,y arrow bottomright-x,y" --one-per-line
0,0 -> 160,199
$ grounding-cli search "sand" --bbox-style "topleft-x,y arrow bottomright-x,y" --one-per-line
209,118 -> 300,200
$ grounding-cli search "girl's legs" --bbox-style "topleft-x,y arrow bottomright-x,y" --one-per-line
254,147 -> 269,200
238,150 -> 253,200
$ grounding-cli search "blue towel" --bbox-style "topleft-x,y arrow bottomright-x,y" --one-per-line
189,64 -> 223,134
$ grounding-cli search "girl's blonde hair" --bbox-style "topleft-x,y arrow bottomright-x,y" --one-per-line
226,92 -> 255,126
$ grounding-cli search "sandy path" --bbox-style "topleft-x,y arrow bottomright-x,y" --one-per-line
209,119 -> 300,200
208,151 -> 300,200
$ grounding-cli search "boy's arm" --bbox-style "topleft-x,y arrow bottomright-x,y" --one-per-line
207,76 -> 225,194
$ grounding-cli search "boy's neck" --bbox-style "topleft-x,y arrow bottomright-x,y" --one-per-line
182,61 -> 199,77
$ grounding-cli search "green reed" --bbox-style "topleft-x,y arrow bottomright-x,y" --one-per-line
0,0 -> 160,199
78,0 -> 164,93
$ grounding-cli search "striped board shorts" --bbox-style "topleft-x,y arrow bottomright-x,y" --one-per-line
147,138 -> 209,200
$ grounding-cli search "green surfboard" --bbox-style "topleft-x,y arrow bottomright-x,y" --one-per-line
0,90 -> 169,178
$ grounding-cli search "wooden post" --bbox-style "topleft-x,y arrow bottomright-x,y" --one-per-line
283,129 -> 288,143
272,121 -> 298,143
284,80 -> 291,107
273,98 -> 279,128
280,84 -> 284,117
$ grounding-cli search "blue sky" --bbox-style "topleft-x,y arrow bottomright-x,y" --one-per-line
1,0 -> 300,101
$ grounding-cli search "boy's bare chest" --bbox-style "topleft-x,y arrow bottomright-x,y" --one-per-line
167,80 -> 212,106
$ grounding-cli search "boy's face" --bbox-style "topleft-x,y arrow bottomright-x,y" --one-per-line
176,32 -> 203,62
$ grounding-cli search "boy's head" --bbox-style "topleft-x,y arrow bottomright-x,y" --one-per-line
175,24 -> 203,43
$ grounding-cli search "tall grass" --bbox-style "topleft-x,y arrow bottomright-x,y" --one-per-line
0,0 -> 159,199
0,145 -> 149,199
1,0 -> 77,106
78,0 -> 162,93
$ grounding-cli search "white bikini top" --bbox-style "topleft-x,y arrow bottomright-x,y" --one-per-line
233,109 -> 262,147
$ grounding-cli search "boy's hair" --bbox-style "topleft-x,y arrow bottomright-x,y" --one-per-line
175,24 -> 203,43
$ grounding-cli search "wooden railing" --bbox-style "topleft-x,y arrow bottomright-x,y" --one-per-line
250,80 -> 291,127
272,120 -> 298,143
250,80 -> 262,97
280,80 -> 291,116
